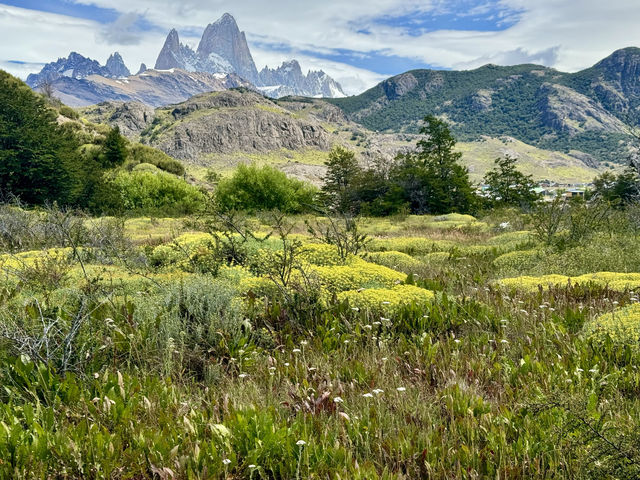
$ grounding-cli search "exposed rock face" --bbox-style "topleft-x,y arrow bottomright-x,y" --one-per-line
155,29 -> 199,71
382,73 -> 419,100
153,13 -> 344,98
136,63 -> 148,75
594,47 -> 640,97
105,52 -> 130,78
27,52 -> 113,86
259,60 -> 345,98
82,101 -> 156,138
537,83 -> 628,135
197,13 -> 261,85
142,90 -> 331,161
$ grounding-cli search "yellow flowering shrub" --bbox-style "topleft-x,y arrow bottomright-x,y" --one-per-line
497,275 -> 570,292
0,248 -> 74,270
66,264 -> 190,293
237,275 -> 280,297
310,258 -> 406,293
365,251 -> 423,273
298,243 -> 351,266
584,303 -> 640,346
573,272 -> 640,291
368,237 -> 455,255
150,232 -> 213,267
497,272 -> 640,293
337,284 -> 435,313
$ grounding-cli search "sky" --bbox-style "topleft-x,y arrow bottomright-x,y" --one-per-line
2,0 -> 640,95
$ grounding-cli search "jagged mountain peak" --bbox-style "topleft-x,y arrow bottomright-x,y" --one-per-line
196,13 -> 260,85
106,52 -> 130,78
26,51 -> 124,87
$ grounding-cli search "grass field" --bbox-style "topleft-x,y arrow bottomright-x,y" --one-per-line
1,208 -> 640,478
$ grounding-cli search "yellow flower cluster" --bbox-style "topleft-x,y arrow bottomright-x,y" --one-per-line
337,284 -> 435,313
365,251 -> 423,273
368,237 -> 455,255
150,232 -> 214,267
584,303 -> 640,345
311,258 -> 406,293
298,243 -> 351,266
497,272 -> 640,293
0,247 -> 74,270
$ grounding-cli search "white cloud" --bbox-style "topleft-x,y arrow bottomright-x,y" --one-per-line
3,0 -> 640,95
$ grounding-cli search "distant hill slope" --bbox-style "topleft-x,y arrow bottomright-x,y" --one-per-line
81,88 -> 601,185
329,48 -> 640,165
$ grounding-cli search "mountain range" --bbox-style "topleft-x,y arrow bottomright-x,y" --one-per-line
328,47 -> 640,165
26,13 -> 345,106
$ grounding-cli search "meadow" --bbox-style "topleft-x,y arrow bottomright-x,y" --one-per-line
1,204 -> 640,479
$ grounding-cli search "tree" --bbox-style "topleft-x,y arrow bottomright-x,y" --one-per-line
483,154 -> 540,208
102,126 -> 128,168
0,70 -> 81,205
391,115 -> 476,214
592,168 -> 640,207
320,146 -> 362,213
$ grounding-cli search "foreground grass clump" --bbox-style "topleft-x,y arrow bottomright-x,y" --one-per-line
2,205 -> 640,478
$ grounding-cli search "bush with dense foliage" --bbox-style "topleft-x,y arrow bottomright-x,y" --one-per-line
215,164 -> 317,213
111,170 -> 205,214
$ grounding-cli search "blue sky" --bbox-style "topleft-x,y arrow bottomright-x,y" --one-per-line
1,0 -> 640,94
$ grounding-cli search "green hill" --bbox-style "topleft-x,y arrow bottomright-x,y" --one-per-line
329,48 -> 640,165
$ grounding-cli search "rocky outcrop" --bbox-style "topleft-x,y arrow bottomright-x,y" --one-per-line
26,51 -> 121,87
81,101 -> 156,138
196,13 -> 261,85
537,83 -> 628,135
259,61 -> 345,98
105,52 -> 130,78
153,14 -> 344,98
382,73 -> 419,100
140,90 -> 331,161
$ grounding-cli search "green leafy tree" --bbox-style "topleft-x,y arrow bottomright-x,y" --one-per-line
0,70 -> 81,205
483,154 -> 540,208
102,126 -> 128,168
391,115 -> 476,214
320,145 -> 362,213
592,168 -> 640,207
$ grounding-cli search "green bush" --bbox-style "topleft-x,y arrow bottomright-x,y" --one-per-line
111,170 -> 205,215
215,164 -> 316,213
128,144 -> 185,176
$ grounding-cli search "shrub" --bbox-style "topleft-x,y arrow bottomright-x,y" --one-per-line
497,272 -> 640,293
497,274 -> 570,293
215,164 -> 317,214
493,249 -> 543,276
310,258 -> 406,293
128,144 -> 185,176
584,303 -> 640,346
365,251 -> 423,273
337,284 -> 435,314
111,170 -> 205,215
368,237 -> 455,255
59,105 -> 79,120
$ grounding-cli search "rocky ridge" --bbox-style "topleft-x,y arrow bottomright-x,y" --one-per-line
154,13 -> 345,98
